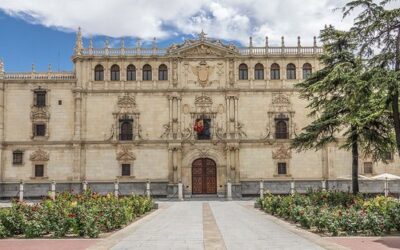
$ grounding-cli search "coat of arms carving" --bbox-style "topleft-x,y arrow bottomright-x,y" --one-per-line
191,61 -> 214,87
30,148 -> 49,162
116,145 -> 136,161
272,145 -> 292,159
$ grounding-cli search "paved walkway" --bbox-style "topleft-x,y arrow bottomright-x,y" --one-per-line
91,200 -> 343,250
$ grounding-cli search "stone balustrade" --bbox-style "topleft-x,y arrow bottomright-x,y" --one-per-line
80,46 -> 322,57
4,72 -> 75,80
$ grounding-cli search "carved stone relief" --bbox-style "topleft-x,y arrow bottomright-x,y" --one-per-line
30,148 -> 49,162
272,145 -> 292,159
30,107 -> 50,122
116,145 -> 136,161
190,61 -> 215,87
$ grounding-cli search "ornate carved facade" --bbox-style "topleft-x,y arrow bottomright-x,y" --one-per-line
0,29 -> 399,197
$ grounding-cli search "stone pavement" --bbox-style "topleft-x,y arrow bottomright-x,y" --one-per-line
92,200 -> 344,250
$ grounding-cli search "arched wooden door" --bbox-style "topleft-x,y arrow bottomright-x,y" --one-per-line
192,158 -> 217,194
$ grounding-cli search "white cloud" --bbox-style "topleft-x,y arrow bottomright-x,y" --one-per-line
0,0 -> 358,46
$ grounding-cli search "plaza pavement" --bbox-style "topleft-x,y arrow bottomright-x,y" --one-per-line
90,200 -> 344,250
1,200 -> 400,249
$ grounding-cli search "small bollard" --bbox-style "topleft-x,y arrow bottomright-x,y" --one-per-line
82,180 -> 88,192
290,180 -> 295,195
259,180 -> 264,199
226,180 -> 232,200
51,180 -> 56,200
178,182 -> 183,201
19,180 -> 24,202
146,180 -> 151,199
114,179 -> 119,198
322,179 -> 326,191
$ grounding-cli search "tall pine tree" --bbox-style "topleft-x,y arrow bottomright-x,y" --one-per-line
292,26 -> 394,194
342,0 -> 400,154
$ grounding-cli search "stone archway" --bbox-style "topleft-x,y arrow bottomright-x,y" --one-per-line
192,158 -> 217,194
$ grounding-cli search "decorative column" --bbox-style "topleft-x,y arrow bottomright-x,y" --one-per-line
226,146 -> 231,181
235,147 -> 240,183
168,148 -> 174,183
168,94 -> 182,139
169,96 -> 173,138
234,97 -> 239,139
169,144 -> 182,184
177,97 -> 182,138
73,91 -> 82,181
177,147 -> 182,182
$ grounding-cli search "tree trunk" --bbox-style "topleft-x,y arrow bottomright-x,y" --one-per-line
393,27 -> 400,154
351,125 -> 359,194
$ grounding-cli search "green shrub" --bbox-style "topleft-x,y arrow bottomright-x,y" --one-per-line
0,191 -> 153,239
258,191 -> 400,236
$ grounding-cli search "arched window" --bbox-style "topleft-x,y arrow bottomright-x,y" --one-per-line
143,64 -> 152,81
287,63 -> 296,80
120,119 -> 133,140
270,63 -> 280,80
275,114 -> 289,139
94,64 -> 104,81
254,63 -> 264,80
110,64 -> 120,81
158,64 -> 168,81
126,64 -> 136,81
275,120 -> 288,139
239,63 -> 248,80
302,63 -> 312,79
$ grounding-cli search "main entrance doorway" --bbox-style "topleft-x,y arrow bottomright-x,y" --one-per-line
192,158 -> 217,194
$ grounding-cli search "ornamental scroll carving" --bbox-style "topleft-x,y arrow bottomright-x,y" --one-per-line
116,145 -> 136,161
184,45 -> 223,57
31,107 -> 50,122
272,93 -> 291,106
117,93 -> 138,114
272,145 -> 291,159
30,149 -> 49,162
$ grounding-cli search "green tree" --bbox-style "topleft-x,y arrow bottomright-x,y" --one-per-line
342,0 -> 400,154
292,26 -> 394,194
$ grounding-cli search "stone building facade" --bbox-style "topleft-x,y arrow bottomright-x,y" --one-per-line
0,29 -> 399,198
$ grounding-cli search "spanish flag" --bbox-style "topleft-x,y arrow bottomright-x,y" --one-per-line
194,119 -> 204,133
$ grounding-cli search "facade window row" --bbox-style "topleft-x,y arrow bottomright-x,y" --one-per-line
12,151 -> 133,177
94,64 -> 168,81
238,63 -> 313,80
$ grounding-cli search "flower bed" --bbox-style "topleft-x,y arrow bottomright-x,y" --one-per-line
0,191 -> 154,238
257,191 -> 400,236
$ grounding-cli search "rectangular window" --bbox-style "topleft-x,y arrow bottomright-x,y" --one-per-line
384,152 -> 393,161
364,162 -> 373,174
121,164 -> 131,176
13,151 -> 23,165
35,164 -> 44,177
34,124 -> 46,137
35,91 -> 46,107
278,162 -> 287,175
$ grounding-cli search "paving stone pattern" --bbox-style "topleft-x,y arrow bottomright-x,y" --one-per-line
111,201 -> 323,250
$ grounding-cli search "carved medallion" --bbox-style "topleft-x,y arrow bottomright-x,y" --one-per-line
30,148 -> 49,162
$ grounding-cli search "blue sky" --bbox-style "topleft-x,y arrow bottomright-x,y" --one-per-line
0,0 -> 364,72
